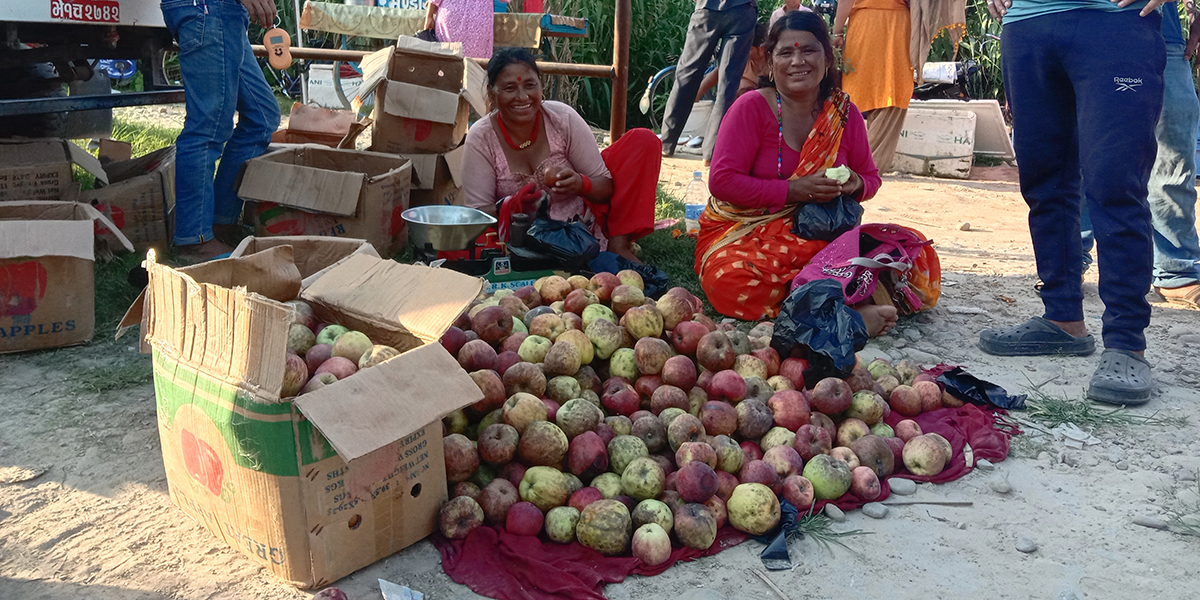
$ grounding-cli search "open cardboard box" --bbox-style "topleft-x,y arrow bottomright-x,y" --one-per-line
1,201 -> 132,353
357,37 -> 488,155
84,145 -> 176,252
229,235 -> 380,289
404,145 -> 466,207
0,138 -> 108,201
124,248 -> 483,587
272,103 -> 363,148
238,145 -> 412,255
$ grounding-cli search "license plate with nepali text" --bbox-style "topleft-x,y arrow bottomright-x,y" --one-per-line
50,0 -> 121,23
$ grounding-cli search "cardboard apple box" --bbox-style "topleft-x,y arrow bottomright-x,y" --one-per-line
0,201 -> 132,354
126,249 -> 482,587
0,139 -> 108,201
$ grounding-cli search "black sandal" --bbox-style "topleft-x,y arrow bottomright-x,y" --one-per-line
1088,349 -> 1153,405
979,316 -> 1095,356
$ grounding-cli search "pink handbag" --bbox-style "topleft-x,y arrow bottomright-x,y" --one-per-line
791,223 -> 940,314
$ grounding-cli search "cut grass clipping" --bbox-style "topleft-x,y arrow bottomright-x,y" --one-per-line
1024,386 -> 1188,430
794,506 -> 871,553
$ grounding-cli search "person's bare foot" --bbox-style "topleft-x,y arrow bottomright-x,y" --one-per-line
1047,319 -> 1088,338
854,303 -> 899,337
607,235 -> 643,264
175,238 -> 233,264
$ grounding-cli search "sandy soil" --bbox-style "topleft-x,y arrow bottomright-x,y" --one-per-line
2,111 -> 1199,600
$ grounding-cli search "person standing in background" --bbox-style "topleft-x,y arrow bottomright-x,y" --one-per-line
770,0 -> 813,28
979,0 -> 1166,406
659,0 -> 758,164
833,0 -> 913,172
424,0 -> 505,59
1078,1 -> 1200,310
159,0 -> 281,262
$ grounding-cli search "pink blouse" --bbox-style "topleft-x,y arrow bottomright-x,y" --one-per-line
462,100 -> 613,246
708,90 -> 881,214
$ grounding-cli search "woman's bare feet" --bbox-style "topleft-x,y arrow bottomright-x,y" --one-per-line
175,238 -> 233,264
607,235 -> 643,264
854,303 -> 899,337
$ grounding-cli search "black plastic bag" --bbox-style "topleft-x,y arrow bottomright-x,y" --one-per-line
791,195 -> 863,241
525,217 -> 600,268
587,252 -> 670,298
770,279 -> 868,382
754,499 -> 803,570
936,367 -> 1027,410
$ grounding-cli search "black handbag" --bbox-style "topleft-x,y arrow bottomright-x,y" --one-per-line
415,29 -> 438,42
791,195 -> 864,242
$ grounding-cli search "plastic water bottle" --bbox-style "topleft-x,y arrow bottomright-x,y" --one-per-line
682,170 -> 707,235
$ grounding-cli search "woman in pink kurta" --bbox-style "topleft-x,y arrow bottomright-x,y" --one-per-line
461,48 -> 661,262
424,0 -> 501,60
697,11 -> 895,335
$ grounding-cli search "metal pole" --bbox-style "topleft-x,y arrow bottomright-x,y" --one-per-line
253,46 -> 617,78
293,0 -> 308,104
609,0 -> 630,141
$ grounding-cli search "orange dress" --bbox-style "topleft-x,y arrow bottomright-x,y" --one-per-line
841,0 -> 912,113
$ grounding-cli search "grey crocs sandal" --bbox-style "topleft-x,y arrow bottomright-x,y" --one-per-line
1088,349 -> 1153,406
979,316 -> 1096,356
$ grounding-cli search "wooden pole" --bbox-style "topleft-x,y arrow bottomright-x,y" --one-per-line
609,0 -> 631,141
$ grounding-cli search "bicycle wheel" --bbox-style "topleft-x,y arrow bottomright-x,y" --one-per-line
642,65 -> 676,133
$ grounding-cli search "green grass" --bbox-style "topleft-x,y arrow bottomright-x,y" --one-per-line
1024,387 -> 1189,430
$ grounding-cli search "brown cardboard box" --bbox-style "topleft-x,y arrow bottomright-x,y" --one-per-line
0,139 -> 108,201
84,145 -> 176,252
0,201 -> 132,354
238,146 -> 412,256
272,103 -> 361,148
130,250 -> 482,587
229,235 -> 380,289
358,38 -> 488,155
404,146 -> 466,207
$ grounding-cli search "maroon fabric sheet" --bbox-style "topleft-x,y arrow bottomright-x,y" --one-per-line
431,525 -> 747,600
432,403 -> 1015,600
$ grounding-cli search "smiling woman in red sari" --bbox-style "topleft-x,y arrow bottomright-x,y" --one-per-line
696,11 -> 896,336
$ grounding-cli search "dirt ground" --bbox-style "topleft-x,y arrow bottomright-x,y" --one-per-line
2,110 -> 1199,600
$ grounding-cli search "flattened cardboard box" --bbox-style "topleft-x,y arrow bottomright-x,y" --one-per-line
137,251 -> 483,587
272,103 -> 362,148
85,145 -> 176,252
0,139 -> 108,201
404,145 -> 466,207
0,201 -> 132,354
238,146 -> 412,256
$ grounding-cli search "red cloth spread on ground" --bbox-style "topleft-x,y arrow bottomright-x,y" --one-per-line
432,403 -> 1014,600
431,524 -> 747,600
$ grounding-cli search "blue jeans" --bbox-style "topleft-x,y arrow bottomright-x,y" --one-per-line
161,0 -> 280,245
1083,43 -> 1200,289
1003,9 -> 1164,352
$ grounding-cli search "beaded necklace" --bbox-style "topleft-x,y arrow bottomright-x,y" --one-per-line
498,108 -> 541,150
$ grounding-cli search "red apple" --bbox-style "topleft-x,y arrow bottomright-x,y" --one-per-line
661,355 -> 698,390
793,423 -> 833,461
750,347 -> 781,377
441,326 -> 467,357
766,390 -> 810,431
708,370 -> 747,404
778,358 -> 808,390
506,501 -> 545,536
676,461 -> 719,503
670,321 -> 709,357
458,339 -> 498,372
696,331 -> 736,372
740,441 -> 763,462
811,377 -> 852,414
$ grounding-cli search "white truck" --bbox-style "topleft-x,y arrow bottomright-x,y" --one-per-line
0,0 -> 178,137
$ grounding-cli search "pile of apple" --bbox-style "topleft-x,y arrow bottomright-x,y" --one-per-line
434,271 -> 960,566
280,300 -> 402,397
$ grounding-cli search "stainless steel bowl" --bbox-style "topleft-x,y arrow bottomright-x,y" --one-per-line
402,205 -> 498,251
